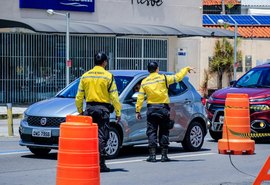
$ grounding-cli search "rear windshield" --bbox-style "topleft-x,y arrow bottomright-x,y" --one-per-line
56,76 -> 133,98
236,67 -> 270,88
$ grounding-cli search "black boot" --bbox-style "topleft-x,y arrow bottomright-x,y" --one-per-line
161,148 -> 170,162
146,148 -> 157,162
100,156 -> 110,172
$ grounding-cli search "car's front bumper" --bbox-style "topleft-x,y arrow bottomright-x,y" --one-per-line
19,120 -> 60,149
208,108 -> 270,138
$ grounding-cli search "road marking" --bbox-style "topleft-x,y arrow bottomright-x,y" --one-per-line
108,152 -> 216,165
0,150 -> 30,155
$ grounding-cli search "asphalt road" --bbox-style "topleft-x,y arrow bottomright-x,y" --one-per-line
0,120 -> 270,185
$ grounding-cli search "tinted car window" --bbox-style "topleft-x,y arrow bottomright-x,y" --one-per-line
114,76 -> 133,94
236,68 -> 270,88
56,76 -> 133,98
56,79 -> 80,98
168,81 -> 187,96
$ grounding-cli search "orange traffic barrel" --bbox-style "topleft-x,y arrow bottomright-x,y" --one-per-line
218,93 -> 255,155
56,115 -> 100,185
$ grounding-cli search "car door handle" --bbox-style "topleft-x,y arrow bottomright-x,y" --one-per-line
184,99 -> 191,104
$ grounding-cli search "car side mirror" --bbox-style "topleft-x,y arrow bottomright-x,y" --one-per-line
131,92 -> 139,101
230,80 -> 236,86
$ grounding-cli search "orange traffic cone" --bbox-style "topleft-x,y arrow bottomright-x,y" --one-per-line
56,115 -> 100,185
218,93 -> 255,155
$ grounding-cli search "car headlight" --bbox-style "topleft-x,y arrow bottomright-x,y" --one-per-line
250,105 -> 270,112
250,96 -> 270,102
22,113 -> 29,121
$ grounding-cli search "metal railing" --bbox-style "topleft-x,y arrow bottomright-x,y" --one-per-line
0,33 -> 168,104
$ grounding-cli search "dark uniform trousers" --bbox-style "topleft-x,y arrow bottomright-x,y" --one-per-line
84,102 -> 110,156
146,104 -> 171,149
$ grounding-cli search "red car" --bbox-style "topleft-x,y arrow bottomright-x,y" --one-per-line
206,63 -> 270,141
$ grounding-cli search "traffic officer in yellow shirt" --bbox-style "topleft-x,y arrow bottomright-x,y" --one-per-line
136,61 -> 195,162
75,52 -> 121,172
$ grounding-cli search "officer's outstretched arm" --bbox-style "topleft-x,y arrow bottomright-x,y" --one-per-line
166,66 -> 193,86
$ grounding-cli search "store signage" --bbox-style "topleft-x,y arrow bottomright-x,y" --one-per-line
19,0 -> 95,12
178,49 -> 187,56
131,0 -> 163,7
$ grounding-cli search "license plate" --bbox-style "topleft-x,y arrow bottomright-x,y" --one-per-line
219,116 -> 224,123
32,129 -> 51,138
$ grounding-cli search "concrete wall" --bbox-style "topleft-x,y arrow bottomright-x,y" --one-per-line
165,37 -> 270,96
174,37 -> 202,90
0,0 -> 202,27
199,37 -> 270,91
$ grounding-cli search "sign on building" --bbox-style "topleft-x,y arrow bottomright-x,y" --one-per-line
19,0 -> 95,12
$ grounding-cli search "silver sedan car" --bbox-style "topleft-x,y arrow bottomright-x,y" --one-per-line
19,70 -> 207,158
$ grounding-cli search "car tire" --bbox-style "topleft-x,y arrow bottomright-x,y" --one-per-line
29,147 -> 51,156
182,121 -> 204,152
105,127 -> 121,159
209,129 -> 222,141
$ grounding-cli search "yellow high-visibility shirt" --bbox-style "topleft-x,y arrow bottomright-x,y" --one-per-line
75,66 -> 121,116
136,67 -> 190,113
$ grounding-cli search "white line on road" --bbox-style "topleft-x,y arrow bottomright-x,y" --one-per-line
108,152 -> 216,165
0,150 -> 30,155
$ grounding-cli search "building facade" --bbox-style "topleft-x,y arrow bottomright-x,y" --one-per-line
0,0 -> 203,104
201,0 -> 270,94
0,0 -> 236,104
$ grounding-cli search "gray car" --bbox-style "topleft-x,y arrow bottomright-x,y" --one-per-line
19,70 -> 207,158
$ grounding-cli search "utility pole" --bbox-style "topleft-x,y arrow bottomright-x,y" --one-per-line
221,0 -> 225,14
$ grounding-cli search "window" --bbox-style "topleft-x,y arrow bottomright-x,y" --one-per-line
56,79 -> 80,98
114,76 -> 134,95
236,60 -> 243,72
236,68 -> 263,88
116,38 -> 168,71
168,81 -> 187,96
245,55 -> 252,72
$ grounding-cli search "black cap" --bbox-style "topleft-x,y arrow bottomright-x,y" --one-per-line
147,61 -> 158,73
94,52 -> 108,65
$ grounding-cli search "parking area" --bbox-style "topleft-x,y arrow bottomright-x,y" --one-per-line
0,120 -> 270,185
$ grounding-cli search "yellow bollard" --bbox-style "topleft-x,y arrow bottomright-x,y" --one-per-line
7,103 -> 14,136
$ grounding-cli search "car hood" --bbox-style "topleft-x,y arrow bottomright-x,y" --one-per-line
212,87 -> 270,100
25,98 -> 77,117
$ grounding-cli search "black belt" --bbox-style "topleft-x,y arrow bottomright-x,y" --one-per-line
147,104 -> 169,108
87,102 -> 111,107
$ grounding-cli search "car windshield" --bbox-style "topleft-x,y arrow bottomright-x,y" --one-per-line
56,76 -> 133,98
235,67 -> 270,88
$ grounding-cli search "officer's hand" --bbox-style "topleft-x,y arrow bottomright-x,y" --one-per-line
136,112 -> 142,120
116,116 -> 121,124
188,67 -> 196,73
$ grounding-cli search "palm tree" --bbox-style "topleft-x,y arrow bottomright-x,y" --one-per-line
209,38 -> 242,89
209,39 -> 233,89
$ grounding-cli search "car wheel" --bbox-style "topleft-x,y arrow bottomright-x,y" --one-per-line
29,147 -> 51,156
209,129 -> 222,141
182,121 -> 204,152
105,127 -> 121,159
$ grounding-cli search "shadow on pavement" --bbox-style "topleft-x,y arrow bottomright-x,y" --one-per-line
20,146 -> 212,161
115,145 -> 211,160
109,168 -> 129,172
21,152 -> 58,160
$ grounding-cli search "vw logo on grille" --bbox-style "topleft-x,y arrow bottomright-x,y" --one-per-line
40,118 -> 47,126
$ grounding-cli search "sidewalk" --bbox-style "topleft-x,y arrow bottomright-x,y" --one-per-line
0,106 -> 27,119
0,106 -> 27,136
0,119 -> 20,137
